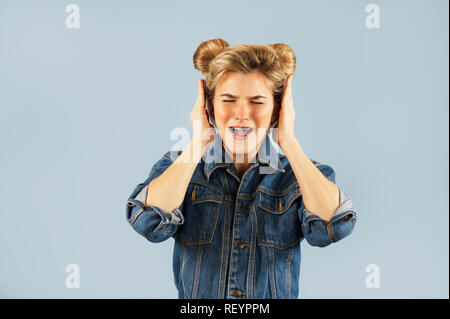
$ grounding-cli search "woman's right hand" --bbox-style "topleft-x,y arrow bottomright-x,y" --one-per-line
190,79 -> 215,151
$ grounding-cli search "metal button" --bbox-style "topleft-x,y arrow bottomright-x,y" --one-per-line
231,290 -> 246,297
239,205 -> 250,211
235,240 -> 249,249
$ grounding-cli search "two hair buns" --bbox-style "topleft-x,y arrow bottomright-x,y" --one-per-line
193,38 -> 296,76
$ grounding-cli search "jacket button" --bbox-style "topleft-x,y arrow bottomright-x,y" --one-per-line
239,205 -> 250,211
231,290 -> 245,297
235,241 -> 248,249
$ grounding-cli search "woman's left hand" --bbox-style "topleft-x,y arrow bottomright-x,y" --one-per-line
273,74 -> 296,150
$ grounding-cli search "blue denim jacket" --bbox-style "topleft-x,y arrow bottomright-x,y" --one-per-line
126,134 -> 357,299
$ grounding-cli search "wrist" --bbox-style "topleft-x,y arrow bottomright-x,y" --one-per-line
192,135 -> 211,156
279,135 -> 297,151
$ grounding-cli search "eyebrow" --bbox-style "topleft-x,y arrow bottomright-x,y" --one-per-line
220,93 -> 266,99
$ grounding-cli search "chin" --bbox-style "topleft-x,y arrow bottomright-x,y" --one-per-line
228,144 -> 254,156
223,142 -> 259,165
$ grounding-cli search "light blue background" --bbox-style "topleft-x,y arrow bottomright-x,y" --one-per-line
0,0 -> 448,298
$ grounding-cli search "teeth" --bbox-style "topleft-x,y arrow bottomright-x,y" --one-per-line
230,127 -> 253,136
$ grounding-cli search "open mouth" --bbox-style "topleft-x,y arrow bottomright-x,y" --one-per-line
229,126 -> 254,140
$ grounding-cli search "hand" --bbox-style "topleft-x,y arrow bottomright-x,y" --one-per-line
190,79 -> 215,151
273,75 -> 296,150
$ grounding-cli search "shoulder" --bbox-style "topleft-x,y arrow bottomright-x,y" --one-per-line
156,149 -> 208,181
148,150 -> 183,173
309,158 -> 335,177
160,150 -> 183,162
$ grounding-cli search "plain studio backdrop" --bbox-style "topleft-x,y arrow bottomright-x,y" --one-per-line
0,0 -> 448,298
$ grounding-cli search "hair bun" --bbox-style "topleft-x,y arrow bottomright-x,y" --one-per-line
193,38 -> 230,75
271,43 -> 296,75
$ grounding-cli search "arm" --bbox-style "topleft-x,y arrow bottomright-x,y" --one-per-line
281,138 -> 357,248
126,136 -> 208,243
276,75 -> 340,222
280,139 -> 357,248
276,75 -> 356,247
126,78 -> 214,243
147,78 -> 214,212
145,136 -> 206,212
281,137 -> 339,223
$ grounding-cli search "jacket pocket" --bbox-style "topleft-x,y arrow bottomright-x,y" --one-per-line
256,184 -> 302,249
179,180 -> 223,245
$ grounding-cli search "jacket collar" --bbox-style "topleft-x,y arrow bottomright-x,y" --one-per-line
203,133 -> 285,182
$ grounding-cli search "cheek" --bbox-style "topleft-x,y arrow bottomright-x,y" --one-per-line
214,107 -> 231,127
252,108 -> 273,126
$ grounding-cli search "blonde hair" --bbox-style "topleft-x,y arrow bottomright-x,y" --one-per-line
193,38 -> 296,126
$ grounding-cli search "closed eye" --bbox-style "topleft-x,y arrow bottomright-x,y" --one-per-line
223,100 -> 263,104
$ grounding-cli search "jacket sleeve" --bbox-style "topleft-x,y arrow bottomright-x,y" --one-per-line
299,161 -> 358,248
126,150 -> 184,243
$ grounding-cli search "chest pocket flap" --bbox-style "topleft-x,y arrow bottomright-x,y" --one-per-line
179,180 -> 223,245
256,184 -> 302,249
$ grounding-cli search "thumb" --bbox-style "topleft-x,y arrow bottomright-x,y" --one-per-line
196,79 -> 204,106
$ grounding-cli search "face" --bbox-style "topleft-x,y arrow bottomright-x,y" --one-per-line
213,71 -> 275,162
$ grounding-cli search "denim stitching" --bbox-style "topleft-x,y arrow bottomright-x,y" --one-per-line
327,222 -> 337,243
247,204 -> 258,299
257,238 -> 301,250
180,241 -> 187,298
227,164 -> 259,298
128,207 -> 144,226
190,178 -> 224,194
268,247 -> 277,298
218,169 -> 230,299
258,191 -> 302,214
191,245 -> 203,299
178,196 -> 222,245
286,246 -> 295,299
257,182 -> 301,196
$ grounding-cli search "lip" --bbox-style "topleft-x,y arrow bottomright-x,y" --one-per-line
229,126 -> 252,128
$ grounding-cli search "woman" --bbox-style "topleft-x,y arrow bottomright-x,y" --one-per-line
126,39 -> 357,299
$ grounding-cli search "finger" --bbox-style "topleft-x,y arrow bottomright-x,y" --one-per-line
197,79 -> 203,99
288,77 -> 293,96
283,76 -> 291,100
287,75 -> 293,96
196,79 -> 205,108
284,77 -> 289,95
282,79 -> 290,107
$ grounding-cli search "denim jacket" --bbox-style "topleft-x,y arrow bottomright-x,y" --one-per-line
126,134 -> 357,299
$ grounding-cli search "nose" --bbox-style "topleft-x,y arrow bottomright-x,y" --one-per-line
233,102 -> 251,121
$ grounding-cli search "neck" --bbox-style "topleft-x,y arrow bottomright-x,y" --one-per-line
224,147 -> 258,179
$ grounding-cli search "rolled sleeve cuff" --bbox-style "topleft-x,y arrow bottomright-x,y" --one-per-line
303,188 -> 357,244
127,184 -> 184,232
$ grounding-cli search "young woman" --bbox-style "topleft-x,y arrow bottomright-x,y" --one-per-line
126,39 -> 357,299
